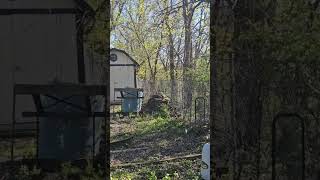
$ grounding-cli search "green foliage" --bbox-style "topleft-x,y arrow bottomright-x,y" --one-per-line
155,104 -> 171,119
135,115 -> 184,136
59,160 -> 105,180
148,171 -> 158,180
111,0 -> 209,81
0,138 -> 36,159
190,57 -> 210,82
59,162 -> 81,179
21,143 -> 35,159
80,162 -> 104,180
111,159 -> 201,179
14,165 -> 41,180
161,173 -> 171,180
111,170 -> 135,180
85,0 -> 109,55
161,172 -> 181,180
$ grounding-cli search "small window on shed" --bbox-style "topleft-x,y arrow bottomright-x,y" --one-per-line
110,54 -> 117,62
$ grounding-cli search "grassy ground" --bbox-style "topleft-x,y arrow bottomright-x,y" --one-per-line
110,112 -> 209,180
0,137 -> 35,161
111,160 -> 201,180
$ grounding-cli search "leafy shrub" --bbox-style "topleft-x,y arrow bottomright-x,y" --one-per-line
155,105 -> 170,119
111,169 -> 135,180
148,171 -> 157,180
13,165 -> 41,180
80,162 -> 104,180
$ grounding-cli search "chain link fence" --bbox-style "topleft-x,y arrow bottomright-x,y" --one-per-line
138,79 -> 210,123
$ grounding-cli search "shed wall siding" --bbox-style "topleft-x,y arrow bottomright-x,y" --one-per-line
110,66 -> 135,102
110,50 -> 136,103
13,14 -> 78,84
0,16 -> 14,128
0,13 -> 78,129
0,0 -> 75,9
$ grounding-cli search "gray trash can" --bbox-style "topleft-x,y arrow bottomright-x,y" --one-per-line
38,95 -> 103,160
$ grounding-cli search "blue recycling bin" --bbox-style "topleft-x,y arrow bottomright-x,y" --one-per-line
121,88 -> 143,113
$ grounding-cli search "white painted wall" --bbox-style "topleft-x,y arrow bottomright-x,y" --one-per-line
110,49 -> 137,104
0,1 -> 79,130
12,14 -> 78,84
0,15 -> 14,129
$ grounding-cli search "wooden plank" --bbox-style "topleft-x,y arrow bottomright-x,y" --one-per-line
0,129 -> 36,138
110,136 -> 134,144
0,8 -> 78,15
114,88 -> 144,92
111,154 -> 201,168
0,122 -> 36,127
14,84 -> 107,96
116,97 -> 144,99
110,147 -> 149,154
22,112 -> 106,118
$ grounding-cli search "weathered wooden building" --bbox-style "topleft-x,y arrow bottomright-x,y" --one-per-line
110,48 -> 140,104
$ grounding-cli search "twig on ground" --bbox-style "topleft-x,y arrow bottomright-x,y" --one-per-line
111,154 -> 201,168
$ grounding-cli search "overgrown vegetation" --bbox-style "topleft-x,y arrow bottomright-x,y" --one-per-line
13,165 -> 42,180
111,160 -> 201,180
136,116 -> 184,136
110,102 -> 207,180
0,138 -> 35,160
134,105 -> 186,136
111,104 -> 186,140
57,161 -> 105,180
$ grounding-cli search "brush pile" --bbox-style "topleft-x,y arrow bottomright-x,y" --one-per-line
140,94 -> 180,118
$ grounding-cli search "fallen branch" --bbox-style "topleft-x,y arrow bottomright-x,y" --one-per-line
111,154 -> 201,168
111,147 -> 149,154
110,136 -> 134,145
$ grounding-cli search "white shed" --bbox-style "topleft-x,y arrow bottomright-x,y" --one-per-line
110,48 -> 140,105
0,0 -> 105,134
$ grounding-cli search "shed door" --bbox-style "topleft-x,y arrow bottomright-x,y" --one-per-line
111,66 -> 135,102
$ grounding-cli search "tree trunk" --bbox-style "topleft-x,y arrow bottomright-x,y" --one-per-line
182,0 -> 193,116
168,33 -> 177,107
233,0 -> 264,179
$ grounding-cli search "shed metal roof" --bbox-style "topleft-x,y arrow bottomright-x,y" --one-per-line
111,48 -> 140,66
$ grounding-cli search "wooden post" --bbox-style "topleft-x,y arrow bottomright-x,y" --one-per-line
36,115 -> 39,160
10,86 -> 16,161
92,114 -> 95,161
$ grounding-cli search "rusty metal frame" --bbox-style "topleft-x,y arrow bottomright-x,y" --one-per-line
11,83 -> 109,178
